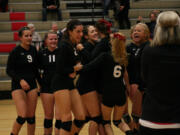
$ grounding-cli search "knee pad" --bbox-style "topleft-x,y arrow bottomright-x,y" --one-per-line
61,121 -> 72,132
123,114 -> 131,124
44,119 -> 53,128
74,119 -> 86,128
113,119 -> 122,127
132,115 -> 140,124
55,120 -> 62,129
91,116 -> 102,124
16,116 -> 26,125
27,116 -> 35,124
102,120 -> 111,125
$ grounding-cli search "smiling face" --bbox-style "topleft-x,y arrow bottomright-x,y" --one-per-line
131,24 -> 147,45
69,25 -> 83,44
46,33 -> 58,51
86,26 -> 99,43
20,30 -> 32,46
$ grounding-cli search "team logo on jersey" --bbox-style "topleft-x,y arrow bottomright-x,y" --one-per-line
135,48 -> 140,56
43,53 -> 47,56
20,53 -> 24,55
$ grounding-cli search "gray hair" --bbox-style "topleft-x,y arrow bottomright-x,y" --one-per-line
27,23 -> 34,28
152,11 -> 180,46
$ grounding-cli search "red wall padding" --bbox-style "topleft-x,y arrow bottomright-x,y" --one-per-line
0,43 -> 16,53
13,32 -> 19,41
10,12 -> 25,21
11,22 -> 27,31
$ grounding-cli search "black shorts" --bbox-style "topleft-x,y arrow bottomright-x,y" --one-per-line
51,75 -> 75,92
102,89 -> 126,107
40,79 -> 53,94
76,77 -> 96,95
11,78 -> 37,93
40,82 -> 53,94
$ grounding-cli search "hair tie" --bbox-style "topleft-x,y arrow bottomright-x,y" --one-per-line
113,33 -> 126,41
98,19 -> 112,33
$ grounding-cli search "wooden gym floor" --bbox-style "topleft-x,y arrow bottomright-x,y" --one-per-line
0,98 -> 124,135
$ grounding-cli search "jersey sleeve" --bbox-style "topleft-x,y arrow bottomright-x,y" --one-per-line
78,47 -> 91,64
6,50 -> 22,82
82,52 -> 106,72
33,48 -> 43,85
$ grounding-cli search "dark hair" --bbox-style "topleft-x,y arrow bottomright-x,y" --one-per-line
83,25 -> 90,37
95,19 -> 112,37
80,25 -> 90,42
18,26 -> 30,37
62,19 -> 82,42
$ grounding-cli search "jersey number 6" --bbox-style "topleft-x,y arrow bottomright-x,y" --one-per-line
113,65 -> 122,78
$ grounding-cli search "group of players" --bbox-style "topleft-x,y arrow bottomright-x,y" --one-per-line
6,17 -> 151,135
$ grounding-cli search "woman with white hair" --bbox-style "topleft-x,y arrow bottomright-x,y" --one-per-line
27,23 -> 42,51
140,11 -> 180,135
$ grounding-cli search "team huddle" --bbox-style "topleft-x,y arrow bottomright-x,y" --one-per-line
6,11 -> 180,135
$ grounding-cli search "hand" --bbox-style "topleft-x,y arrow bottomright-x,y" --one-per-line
20,79 -> 30,90
74,62 -> 83,72
69,72 -> 76,78
76,43 -> 84,51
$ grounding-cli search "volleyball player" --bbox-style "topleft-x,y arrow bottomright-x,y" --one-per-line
38,30 -> 61,135
126,23 -> 150,131
6,26 -> 41,135
51,20 -> 86,135
76,25 -> 103,135
76,32 -> 136,135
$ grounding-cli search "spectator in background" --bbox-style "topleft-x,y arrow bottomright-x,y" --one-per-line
140,11 -> 180,135
51,22 -> 64,47
103,0 -> 111,17
27,23 -> 42,51
42,0 -> 62,21
137,10 -> 160,39
113,0 -> 131,29
0,0 -> 8,12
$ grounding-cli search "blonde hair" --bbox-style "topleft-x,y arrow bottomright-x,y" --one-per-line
152,11 -> 180,46
130,23 -> 150,42
111,32 -> 128,67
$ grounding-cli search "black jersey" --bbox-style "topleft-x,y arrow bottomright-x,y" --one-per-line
82,52 -> 126,95
91,37 -> 111,59
38,48 -> 59,81
76,41 -> 96,94
38,48 -> 59,92
126,41 -> 150,91
51,40 -> 80,91
55,40 -> 80,77
6,45 -> 41,84
78,41 -> 95,64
